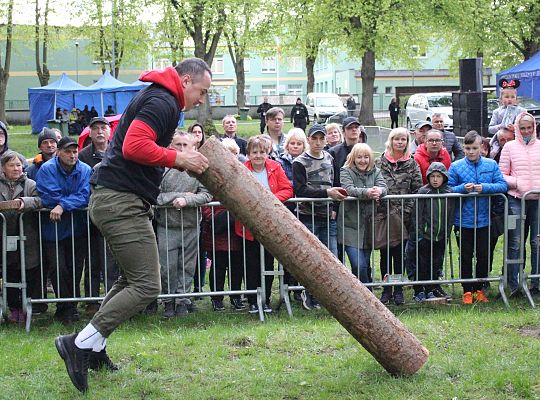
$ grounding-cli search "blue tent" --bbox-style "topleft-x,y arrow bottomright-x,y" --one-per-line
28,73 -> 88,133
28,72 -> 148,133
496,51 -> 540,101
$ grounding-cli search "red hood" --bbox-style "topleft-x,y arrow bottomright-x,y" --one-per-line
139,67 -> 185,110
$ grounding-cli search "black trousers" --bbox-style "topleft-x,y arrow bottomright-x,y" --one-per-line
244,239 -> 274,305
458,227 -> 489,293
293,119 -> 307,131
414,238 -> 446,294
380,242 -> 405,293
44,237 -> 87,313
6,265 -> 40,309
208,250 -> 243,302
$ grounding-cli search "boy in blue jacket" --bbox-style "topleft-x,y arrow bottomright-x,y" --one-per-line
448,131 -> 507,304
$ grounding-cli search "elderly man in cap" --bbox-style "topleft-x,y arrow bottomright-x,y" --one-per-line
79,117 -> 111,167
26,128 -> 58,180
410,120 -> 432,154
78,117 -> 119,316
36,137 -> 92,324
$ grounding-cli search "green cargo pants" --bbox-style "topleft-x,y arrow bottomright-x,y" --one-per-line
88,186 -> 161,337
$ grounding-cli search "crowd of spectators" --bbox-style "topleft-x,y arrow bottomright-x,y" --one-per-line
1,95 -> 539,324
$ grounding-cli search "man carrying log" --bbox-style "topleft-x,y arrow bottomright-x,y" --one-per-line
54,58 -> 211,393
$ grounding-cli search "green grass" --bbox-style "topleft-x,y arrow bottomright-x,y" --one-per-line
1,296 -> 539,399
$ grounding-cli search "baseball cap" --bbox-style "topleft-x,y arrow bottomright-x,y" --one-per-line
88,117 -> 110,127
37,127 -> 58,148
58,136 -> 78,150
308,124 -> 326,137
342,117 -> 361,129
415,120 -> 432,130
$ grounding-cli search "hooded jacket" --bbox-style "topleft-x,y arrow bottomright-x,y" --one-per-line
0,172 -> 42,269
499,112 -> 540,200
91,67 -> 185,204
235,159 -> 293,241
448,155 -> 507,228
156,168 -> 212,229
338,165 -> 387,248
414,143 -> 452,184
417,162 -> 454,241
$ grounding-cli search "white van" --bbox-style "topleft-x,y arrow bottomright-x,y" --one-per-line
306,93 -> 347,123
405,92 -> 453,131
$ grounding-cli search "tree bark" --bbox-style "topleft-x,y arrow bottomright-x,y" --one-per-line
306,56 -> 315,94
196,137 -> 429,376
0,0 -> 14,122
359,49 -> 376,125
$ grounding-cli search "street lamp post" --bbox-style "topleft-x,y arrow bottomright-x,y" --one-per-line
75,41 -> 79,83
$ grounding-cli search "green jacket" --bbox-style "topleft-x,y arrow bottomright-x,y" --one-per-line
338,165 -> 387,248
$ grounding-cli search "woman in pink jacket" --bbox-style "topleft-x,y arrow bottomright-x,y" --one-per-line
499,112 -> 540,295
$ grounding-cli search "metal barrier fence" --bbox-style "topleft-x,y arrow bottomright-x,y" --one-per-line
1,191 -> 536,332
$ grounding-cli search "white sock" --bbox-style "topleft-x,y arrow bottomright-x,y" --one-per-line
75,323 -> 106,352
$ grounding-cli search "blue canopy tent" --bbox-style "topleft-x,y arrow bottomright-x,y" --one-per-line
496,51 -> 540,101
28,73 -> 88,133
28,72 -> 149,133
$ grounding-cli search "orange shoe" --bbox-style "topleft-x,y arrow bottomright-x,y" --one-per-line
475,290 -> 489,303
462,291 -> 473,305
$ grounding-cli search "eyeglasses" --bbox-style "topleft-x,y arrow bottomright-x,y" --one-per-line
427,139 -> 443,143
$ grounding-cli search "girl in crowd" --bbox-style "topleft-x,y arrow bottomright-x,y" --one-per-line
339,143 -> 387,283
488,79 -> 526,136
499,112 -> 540,295
188,123 -> 205,149
375,128 -> 422,305
235,136 -> 293,314
279,128 -> 308,185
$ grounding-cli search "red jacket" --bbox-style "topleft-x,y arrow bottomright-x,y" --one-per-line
414,144 -> 451,184
235,159 -> 293,241
201,204 -> 242,252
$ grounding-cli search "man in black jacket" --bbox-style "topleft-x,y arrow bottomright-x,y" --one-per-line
257,96 -> 272,134
290,98 -> 309,131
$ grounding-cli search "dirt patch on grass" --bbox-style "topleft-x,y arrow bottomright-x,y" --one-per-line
518,326 -> 540,338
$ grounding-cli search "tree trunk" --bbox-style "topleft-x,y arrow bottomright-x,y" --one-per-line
235,58 -> 246,110
359,49 -> 376,125
0,0 -> 14,122
306,56 -> 315,94
196,137 -> 430,376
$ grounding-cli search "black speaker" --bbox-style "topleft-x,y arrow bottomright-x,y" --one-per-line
459,58 -> 483,92
452,91 -> 488,136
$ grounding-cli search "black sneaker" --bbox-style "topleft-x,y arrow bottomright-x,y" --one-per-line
248,304 -> 259,314
163,302 -> 175,319
394,290 -> 405,306
211,299 -> 225,312
230,298 -> 246,311
55,333 -> 91,393
263,302 -> 273,313
293,291 -> 303,302
510,288 -> 522,298
144,300 -> 158,315
175,303 -> 189,317
33,303 -> 48,315
186,302 -> 198,313
529,286 -> 540,295
300,291 -> 313,310
89,348 -> 119,371
432,286 -> 451,299
311,297 -> 321,310
379,290 -> 392,305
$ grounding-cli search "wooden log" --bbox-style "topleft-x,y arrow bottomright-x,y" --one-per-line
196,137 -> 429,376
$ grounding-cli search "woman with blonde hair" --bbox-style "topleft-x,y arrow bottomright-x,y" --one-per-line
279,128 -> 308,184
374,128 -> 422,305
339,143 -> 386,283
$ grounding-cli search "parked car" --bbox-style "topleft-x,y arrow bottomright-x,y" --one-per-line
405,92 -> 453,131
306,93 -> 347,123
487,97 -> 540,127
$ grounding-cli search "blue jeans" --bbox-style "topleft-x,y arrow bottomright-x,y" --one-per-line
302,217 -> 338,257
508,197 -> 540,289
344,246 -> 371,283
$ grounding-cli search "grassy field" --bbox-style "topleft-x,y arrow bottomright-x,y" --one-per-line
0,294 -> 539,399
